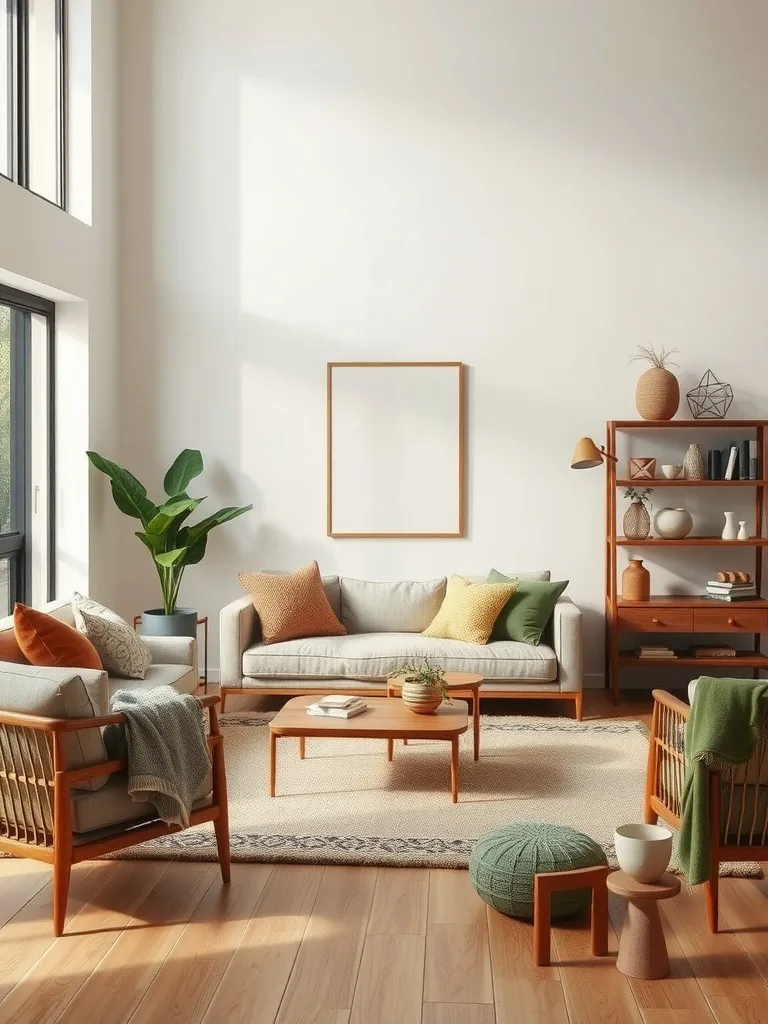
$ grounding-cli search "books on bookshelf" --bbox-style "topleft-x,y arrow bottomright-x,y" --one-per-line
706,441 -> 760,480
306,696 -> 369,719
689,644 -> 737,659
635,644 -> 676,660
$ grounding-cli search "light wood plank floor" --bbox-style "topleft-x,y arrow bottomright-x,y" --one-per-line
1,690 -> 767,1024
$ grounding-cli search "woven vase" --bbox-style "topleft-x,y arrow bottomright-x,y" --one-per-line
683,443 -> 705,480
622,559 -> 650,602
635,368 -> 680,420
623,500 -> 651,540
401,680 -> 443,715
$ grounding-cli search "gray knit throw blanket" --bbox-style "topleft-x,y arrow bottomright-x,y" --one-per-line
109,685 -> 210,828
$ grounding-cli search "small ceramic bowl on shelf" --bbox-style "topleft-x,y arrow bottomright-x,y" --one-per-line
661,465 -> 684,479
614,823 -> 673,883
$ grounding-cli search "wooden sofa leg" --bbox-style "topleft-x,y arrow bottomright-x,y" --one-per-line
219,689 -> 227,714
706,867 -> 719,933
53,852 -> 72,937
573,692 -> 583,722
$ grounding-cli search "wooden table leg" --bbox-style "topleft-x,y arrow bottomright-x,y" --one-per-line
450,737 -> 459,803
298,736 -> 305,760
473,688 -> 480,760
269,731 -> 277,797
616,898 -> 669,979
386,738 -> 394,762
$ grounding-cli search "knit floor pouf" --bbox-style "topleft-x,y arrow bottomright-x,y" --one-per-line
469,821 -> 607,920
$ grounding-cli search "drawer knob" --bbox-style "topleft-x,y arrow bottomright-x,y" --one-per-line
728,617 -> 735,626
652,617 -> 660,624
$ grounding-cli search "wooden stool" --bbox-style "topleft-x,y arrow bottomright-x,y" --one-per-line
533,865 -> 610,967
606,870 -> 680,980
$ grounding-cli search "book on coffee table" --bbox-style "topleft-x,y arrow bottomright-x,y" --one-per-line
306,699 -> 368,719
317,695 -> 364,708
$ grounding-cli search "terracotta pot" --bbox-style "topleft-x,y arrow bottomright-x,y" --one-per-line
622,559 -> 651,602
401,680 -> 443,715
635,368 -> 680,420
623,501 -> 651,540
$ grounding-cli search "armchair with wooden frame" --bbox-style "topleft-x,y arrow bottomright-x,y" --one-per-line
644,687 -> 768,933
0,693 -> 230,936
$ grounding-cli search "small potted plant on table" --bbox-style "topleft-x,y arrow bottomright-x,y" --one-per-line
388,661 -> 450,715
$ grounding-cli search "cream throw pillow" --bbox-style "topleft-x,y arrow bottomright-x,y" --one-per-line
422,575 -> 518,644
72,592 -> 152,679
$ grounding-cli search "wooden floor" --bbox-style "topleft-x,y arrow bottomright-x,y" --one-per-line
1,690 -> 767,1024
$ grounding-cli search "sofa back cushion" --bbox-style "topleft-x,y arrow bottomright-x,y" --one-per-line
0,665 -> 111,792
341,577 -> 447,633
463,570 -> 551,584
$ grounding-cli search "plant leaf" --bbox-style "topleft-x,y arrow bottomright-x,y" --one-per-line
181,534 -> 208,566
163,450 -> 204,497
87,451 -> 157,525
154,548 -> 187,567
135,531 -> 163,554
157,497 -> 203,517
184,505 -> 253,546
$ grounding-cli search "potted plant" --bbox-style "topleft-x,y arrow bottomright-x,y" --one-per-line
388,661 -> 450,715
631,344 -> 680,420
87,449 -> 252,637
623,487 -> 653,540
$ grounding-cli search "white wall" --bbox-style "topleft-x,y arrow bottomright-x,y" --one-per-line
118,0 -> 768,680
0,0 -> 120,606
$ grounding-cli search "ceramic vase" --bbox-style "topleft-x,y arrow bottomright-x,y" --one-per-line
623,500 -> 651,540
614,824 -> 673,883
738,521 -> 749,541
635,368 -> 680,421
653,507 -> 693,540
622,559 -> 651,602
401,680 -> 443,715
683,443 -> 705,480
722,511 -> 739,540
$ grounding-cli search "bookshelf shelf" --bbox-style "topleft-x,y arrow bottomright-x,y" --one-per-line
606,419 -> 767,703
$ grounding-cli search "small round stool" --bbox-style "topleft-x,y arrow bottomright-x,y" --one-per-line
469,822 -> 607,920
607,870 -> 681,979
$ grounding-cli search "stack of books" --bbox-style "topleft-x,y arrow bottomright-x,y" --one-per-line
636,644 -> 676,660
689,644 -> 737,659
306,695 -> 369,719
705,580 -> 758,602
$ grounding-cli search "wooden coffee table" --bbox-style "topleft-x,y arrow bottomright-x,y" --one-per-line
387,671 -> 484,760
268,695 -> 469,802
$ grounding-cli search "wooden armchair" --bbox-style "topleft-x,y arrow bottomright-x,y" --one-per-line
0,694 -> 229,936
644,687 -> 768,932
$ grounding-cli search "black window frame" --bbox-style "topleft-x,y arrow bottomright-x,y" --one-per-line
0,282 -> 55,612
1,0 -> 67,210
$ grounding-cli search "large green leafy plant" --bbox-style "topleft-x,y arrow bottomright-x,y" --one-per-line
87,449 -> 252,615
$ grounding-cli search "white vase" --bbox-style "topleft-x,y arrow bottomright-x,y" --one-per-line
653,507 -> 693,539
738,521 -> 749,541
722,511 -> 739,540
614,823 -> 673,883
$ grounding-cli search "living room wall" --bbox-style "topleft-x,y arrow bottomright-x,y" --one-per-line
117,0 -> 768,681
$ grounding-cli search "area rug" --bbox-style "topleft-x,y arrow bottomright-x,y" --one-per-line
115,712 -> 759,875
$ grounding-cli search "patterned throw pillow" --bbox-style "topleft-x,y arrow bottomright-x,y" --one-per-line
238,561 -> 347,645
422,575 -> 518,644
72,592 -> 152,679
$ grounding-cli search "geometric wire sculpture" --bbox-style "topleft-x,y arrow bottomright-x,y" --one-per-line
686,369 -> 734,419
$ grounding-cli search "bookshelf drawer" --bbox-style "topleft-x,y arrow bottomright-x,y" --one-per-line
694,608 -> 768,633
617,609 -> 693,632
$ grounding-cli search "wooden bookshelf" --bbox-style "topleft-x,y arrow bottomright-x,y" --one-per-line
606,419 -> 768,702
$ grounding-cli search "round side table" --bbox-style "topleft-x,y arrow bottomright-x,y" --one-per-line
606,870 -> 681,980
387,672 -> 483,760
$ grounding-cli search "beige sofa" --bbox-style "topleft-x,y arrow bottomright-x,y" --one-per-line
220,571 -> 583,718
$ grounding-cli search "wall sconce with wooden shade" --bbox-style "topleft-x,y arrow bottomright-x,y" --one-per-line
571,437 -> 618,470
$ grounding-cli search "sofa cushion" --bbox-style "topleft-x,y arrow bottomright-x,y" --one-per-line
72,593 -> 152,680
340,577 -> 446,633
71,767 -> 213,833
242,632 -> 557,681
107,663 -> 198,701
0,664 -> 110,793
238,561 -> 346,645
487,571 -> 569,645
423,576 -> 517,644
464,571 -> 551,584
14,603 -> 103,670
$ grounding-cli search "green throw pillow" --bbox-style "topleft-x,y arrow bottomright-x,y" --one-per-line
486,570 -> 568,645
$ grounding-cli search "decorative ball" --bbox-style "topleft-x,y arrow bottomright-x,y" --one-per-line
469,822 -> 607,919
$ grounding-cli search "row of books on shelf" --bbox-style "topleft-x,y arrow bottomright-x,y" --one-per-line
708,441 -> 760,481
635,644 -> 739,660
306,695 -> 369,718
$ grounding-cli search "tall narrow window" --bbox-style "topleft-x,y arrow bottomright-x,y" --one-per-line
0,0 -> 12,180
0,286 -> 54,615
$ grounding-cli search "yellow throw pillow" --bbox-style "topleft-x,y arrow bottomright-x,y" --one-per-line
423,576 -> 518,644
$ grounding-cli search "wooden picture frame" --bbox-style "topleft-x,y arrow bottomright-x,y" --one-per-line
327,361 -> 466,538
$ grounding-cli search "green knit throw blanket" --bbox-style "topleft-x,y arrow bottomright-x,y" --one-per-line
679,676 -> 768,886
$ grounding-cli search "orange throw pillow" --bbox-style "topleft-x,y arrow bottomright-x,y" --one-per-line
14,603 -> 103,670
0,630 -> 29,664
238,561 -> 347,645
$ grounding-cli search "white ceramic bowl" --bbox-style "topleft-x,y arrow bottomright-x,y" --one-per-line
614,823 -> 673,883
661,464 -> 684,479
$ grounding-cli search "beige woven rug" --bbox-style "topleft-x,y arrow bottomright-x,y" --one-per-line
116,711 -> 759,875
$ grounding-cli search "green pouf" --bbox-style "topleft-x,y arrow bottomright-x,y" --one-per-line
469,822 -> 607,920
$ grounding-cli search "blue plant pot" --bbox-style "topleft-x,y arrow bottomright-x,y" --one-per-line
141,607 -> 198,638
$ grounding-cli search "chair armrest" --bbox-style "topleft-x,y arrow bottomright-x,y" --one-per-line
220,596 -> 257,687
552,596 -> 582,693
652,689 -> 691,721
0,694 -> 220,732
142,635 -> 198,678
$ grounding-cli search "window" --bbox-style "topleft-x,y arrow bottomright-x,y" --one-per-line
0,285 -> 54,615
0,0 -> 66,207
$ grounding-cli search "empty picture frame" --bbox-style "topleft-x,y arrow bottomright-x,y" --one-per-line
327,361 -> 466,538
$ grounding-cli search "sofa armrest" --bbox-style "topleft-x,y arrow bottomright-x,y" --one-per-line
552,596 -> 582,693
220,596 -> 257,687
142,634 -> 198,673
